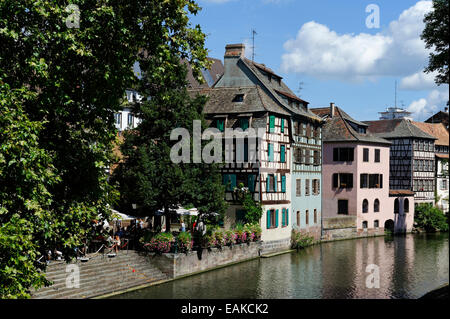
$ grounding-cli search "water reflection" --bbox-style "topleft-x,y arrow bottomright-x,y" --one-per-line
111,233 -> 448,299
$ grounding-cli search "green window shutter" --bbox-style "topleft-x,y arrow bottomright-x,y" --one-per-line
267,210 -> 271,229
281,175 -> 286,193
230,174 -> 237,189
269,115 -> 275,133
240,118 -> 249,131
274,175 -> 277,192
286,208 -> 289,226
282,208 -> 285,227
281,118 -> 284,133
268,143 -> 273,162
275,209 -> 279,228
248,174 -> 255,192
266,175 -> 270,193
280,145 -> 285,163
217,119 -> 224,132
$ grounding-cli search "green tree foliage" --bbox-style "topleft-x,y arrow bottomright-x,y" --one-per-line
0,0 -> 210,297
233,183 -> 263,224
414,203 -> 449,232
421,0 -> 449,85
112,59 -> 227,232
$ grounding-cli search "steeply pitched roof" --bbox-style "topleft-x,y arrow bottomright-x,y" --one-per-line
411,122 -> 449,146
188,86 -> 290,117
185,57 -> 224,89
364,119 -> 437,140
310,106 -> 390,144
240,58 -> 322,122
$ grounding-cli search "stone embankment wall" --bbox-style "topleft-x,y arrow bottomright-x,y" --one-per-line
149,241 -> 263,278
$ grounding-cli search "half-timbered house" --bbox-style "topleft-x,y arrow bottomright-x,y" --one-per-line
189,43 -> 321,252
365,119 -> 437,206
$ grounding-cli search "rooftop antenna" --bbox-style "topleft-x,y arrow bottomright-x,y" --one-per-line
251,29 -> 257,62
394,80 -> 397,108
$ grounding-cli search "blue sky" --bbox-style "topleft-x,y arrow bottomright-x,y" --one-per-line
190,0 -> 448,122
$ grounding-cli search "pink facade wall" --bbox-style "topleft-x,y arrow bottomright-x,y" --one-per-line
323,142 -> 399,231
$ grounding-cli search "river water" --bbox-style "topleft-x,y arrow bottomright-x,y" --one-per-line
112,232 -> 448,299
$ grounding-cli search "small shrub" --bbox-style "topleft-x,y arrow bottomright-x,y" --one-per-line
224,230 -> 237,246
244,223 -> 262,242
291,230 -> 315,250
143,232 -> 175,254
415,203 -> 449,232
176,231 -> 193,253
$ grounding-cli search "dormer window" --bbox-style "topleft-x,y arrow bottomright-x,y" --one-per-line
233,94 -> 244,102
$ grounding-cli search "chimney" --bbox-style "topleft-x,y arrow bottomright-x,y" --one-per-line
330,102 -> 335,117
445,106 -> 449,113
224,43 -> 245,58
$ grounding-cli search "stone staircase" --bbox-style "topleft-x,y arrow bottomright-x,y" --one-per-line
31,250 -> 169,299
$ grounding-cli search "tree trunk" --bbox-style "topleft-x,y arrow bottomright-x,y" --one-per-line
164,204 -> 171,233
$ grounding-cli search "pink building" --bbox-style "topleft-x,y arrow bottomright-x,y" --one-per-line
312,104 -> 414,239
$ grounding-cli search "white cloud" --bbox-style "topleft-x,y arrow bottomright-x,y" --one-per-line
407,88 -> 449,120
399,70 -> 438,90
281,1 -> 433,81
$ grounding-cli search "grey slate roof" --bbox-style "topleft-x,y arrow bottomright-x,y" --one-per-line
188,86 -> 290,117
240,58 -> 322,123
311,106 -> 391,145
364,119 -> 437,140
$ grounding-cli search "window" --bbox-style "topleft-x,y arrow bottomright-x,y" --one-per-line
313,150 -> 320,165
233,94 -> 244,102
362,199 -> 368,213
305,179 -> 310,196
267,174 -> 276,193
127,113 -> 134,127
216,119 -> 225,132
404,198 -> 409,213
362,221 -> 368,229
419,160 -> 424,171
413,160 -> 418,171
305,210 -> 309,225
374,220 -> 379,228
363,148 -> 369,162
248,174 -> 256,192
301,123 -> 307,136
266,209 -> 278,229
114,113 -> 122,126
223,174 -> 236,191
360,174 -> 368,188
280,145 -> 286,163
333,173 -> 353,189
333,148 -> 354,161
269,115 -> 275,133
374,199 -> 380,212
442,179 -> 448,190
297,211 -> 300,227
338,200 -> 348,215
394,198 -> 399,214
314,209 -> 317,224
419,141 -> 423,151
268,143 -> 274,162
296,179 -> 301,196
240,118 -> 249,131
375,149 -> 380,162
281,175 -> 286,193
312,179 -> 320,195
369,174 -> 383,188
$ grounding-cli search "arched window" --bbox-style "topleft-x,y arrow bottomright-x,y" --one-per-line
362,199 -> 368,213
394,198 -> 399,214
374,199 -> 380,212
404,198 -> 409,213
